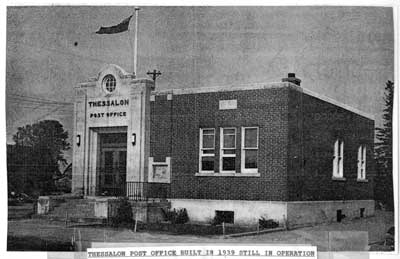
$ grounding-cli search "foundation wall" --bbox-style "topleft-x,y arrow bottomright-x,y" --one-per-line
169,199 -> 287,226
170,199 -> 375,228
286,200 -> 375,228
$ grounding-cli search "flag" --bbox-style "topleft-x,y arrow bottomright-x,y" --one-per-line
96,15 -> 133,34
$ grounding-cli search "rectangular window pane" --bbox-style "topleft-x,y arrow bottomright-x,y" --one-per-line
222,157 -> 235,171
203,129 -> 214,135
245,150 -> 258,169
201,157 -> 214,171
223,134 -> 235,148
223,128 -> 235,135
203,149 -> 214,154
244,128 -> 258,148
223,149 -> 235,155
202,134 -> 214,149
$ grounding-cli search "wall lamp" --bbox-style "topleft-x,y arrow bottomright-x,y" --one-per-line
131,133 -> 136,145
76,134 -> 81,146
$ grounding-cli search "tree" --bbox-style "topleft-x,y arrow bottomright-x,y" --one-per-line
374,80 -> 394,210
10,120 -> 70,196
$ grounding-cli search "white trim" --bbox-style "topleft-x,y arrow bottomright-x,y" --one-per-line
332,139 -> 344,178
302,88 -> 374,120
357,145 -> 367,180
220,127 -> 237,173
102,74 -> 117,94
151,81 -> 374,120
154,82 -> 288,95
332,176 -> 347,181
195,172 -> 260,177
199,128 -> 215,173
241,127 -> 259,174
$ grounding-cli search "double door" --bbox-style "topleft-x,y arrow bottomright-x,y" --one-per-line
99,147 -> 127,196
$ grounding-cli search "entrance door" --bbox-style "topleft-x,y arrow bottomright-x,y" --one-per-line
98,132 -> 127,196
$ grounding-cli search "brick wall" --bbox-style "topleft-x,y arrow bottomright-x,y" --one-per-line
150,87 -> 291,201
287,89 -> 375,201
150,85 -> 374,202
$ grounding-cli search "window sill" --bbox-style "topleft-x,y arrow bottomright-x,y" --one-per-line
332,176 -> 346,181
357,179 -> 369,183
195,172 -> 260,177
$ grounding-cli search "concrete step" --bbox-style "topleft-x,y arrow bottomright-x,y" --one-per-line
47,199 -> 96,219
33,214 -> 106,225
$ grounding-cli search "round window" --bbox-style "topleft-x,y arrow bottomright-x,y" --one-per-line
102,74 -> 117,93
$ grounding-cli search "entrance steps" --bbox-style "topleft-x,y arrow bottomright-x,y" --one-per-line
35,197 -> 106,224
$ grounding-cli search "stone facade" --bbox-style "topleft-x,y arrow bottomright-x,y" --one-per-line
72,64 -> 154,196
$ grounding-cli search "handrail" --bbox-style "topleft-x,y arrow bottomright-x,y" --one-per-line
95,179 -> 170,201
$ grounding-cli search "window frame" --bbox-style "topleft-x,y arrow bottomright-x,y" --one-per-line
241,127 -> 259,174
357,144 -> 367,180
332,139 -> 344,179
219,127 -> 237,173
102,74 -> 117,93
199,128 -> 215,173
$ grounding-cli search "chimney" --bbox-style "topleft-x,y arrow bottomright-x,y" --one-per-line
282,73 -> 301,86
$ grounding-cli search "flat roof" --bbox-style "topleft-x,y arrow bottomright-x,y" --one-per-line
152,81 -> 374,121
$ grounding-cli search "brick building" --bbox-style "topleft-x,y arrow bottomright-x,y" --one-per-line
68,64 -> 374,227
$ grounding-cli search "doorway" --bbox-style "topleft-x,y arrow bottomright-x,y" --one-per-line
97,132 -> 127,196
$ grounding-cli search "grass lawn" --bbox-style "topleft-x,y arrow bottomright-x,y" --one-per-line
7,209 -> 394,252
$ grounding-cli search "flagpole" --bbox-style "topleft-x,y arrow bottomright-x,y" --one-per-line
133,7 -> 140,77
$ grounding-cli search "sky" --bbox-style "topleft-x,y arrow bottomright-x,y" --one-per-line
6,6 -> 394,163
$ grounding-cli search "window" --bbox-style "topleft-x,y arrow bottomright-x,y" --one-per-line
220,128 -> 236,172
102,74 -> 116,93
215,210 -> 234,224
241,127 -> 259,173
357,145 -> 367,180
333,139 -> 344,178
360,208 -> 365,218
336,209 -> 343,222
199,128 -> 215,172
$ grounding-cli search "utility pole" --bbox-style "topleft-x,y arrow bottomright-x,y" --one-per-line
146,69 -> 162,84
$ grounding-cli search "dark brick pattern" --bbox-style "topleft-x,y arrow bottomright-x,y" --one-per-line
287,89 -> 374,201
151,88 -> 290,201
150,86 -> 374,202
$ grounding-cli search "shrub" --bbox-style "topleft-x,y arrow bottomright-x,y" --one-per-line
109,197 -> 134,227
164,208 -> 189,224
175,208 -> 189,224
211,215 -> 220,226
211,211 -> 235,225
258,217 -> 279,229
210,213 -> 224,226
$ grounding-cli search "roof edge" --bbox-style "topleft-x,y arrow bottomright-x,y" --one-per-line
152,82 -> 374,121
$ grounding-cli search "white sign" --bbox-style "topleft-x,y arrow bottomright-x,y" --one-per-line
219,99 -> 237,110
148,157 -> 171,183
86,97 -> 130,127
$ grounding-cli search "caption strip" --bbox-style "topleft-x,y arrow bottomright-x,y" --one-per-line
87,245 -> 317,259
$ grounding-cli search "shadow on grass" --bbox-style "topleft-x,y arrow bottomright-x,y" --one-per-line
7,235 -> 73,251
